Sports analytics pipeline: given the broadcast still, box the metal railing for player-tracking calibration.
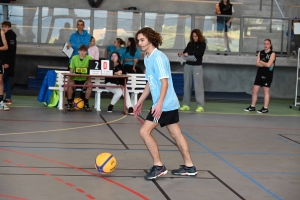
[0,3,298,57]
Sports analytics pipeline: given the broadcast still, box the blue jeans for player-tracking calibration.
[3,73,11,99]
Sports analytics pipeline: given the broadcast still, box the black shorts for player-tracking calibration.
[254,75,272,88]
[146,109,179,127]
[73,80,87,91]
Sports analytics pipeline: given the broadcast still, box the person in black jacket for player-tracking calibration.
[105,51,133,114]
[178,29,206,112]
[2,21,16,104]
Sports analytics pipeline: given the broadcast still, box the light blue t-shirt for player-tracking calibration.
[122,48,141,66]
[144,48,180,111]
[106,45,126,60]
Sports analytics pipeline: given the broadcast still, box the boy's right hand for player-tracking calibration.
[134,102,143,117]
[178,52,183,57]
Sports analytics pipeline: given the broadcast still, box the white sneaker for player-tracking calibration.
[0,101,9,111]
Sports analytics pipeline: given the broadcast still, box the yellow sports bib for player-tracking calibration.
[75,67,88,74]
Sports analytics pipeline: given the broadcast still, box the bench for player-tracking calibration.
[126,73,147,106]
[49,71,147,111]
[48,70,109,111]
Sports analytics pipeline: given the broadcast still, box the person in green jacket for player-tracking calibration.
[67,45,93,111]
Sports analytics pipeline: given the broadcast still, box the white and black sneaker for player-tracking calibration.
[107,104,114,112]
[257,107,268,114]
[244,105,255,112]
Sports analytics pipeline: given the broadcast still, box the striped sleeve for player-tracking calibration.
[156,56,169,79]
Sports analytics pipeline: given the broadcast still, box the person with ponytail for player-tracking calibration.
[122,37,143,73]
[105,38,126,62]
[244,39,276,114]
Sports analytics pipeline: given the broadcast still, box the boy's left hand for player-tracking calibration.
[152,103,162,118]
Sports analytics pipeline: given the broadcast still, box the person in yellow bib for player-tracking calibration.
[67,45,93,111]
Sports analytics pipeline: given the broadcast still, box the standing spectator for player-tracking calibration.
[178,29,206,113]
[88,36,99,60]
[67,20,91,59]
[122,37,143,73]
[105,38,126,61]
[2,21,16,105]
[0,29,8,110]
[215,0,234,53]
[286,17,300,57]
[244,39,276,114]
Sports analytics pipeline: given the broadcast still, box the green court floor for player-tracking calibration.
[7,95,300,117]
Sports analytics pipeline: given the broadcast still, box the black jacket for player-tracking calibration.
[183,41,206,65]
[105,63,126,85]
[3,30,17,77]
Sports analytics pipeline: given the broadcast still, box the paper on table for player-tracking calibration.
[182,55,197,62]
[62,42,74,58]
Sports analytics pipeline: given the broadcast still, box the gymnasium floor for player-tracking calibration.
[0,96,299,200]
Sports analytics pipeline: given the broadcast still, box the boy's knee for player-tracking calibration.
[139,127,150,138]
[85,81,92,86]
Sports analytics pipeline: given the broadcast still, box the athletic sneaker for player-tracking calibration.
[179,105,190,111]
[171,165,197,176]
[128,107,133,115]
[67,103,74,111]
[107,104,114,112]
[84,103,92,112]
[195,106,204,112]
[244,105,256,112]
[3,99,12,104]
[0,101,9,111]
[145,165,168,180]
[257,107,268,114]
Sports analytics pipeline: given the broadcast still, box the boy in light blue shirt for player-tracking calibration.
[144,48,180,111]
[134,27,197,180]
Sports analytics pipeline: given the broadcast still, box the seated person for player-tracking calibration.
[122,37,143,73]
[67,45,93,111]
[105,52,133,114]
[286,17,300,56]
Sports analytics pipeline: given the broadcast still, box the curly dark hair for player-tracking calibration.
[135,27,162,48]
